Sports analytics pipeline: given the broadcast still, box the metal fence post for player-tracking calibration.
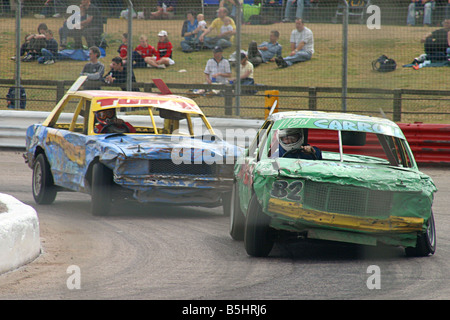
[341,0,349,112]
[393,89,402,122]
[308,87,317,110]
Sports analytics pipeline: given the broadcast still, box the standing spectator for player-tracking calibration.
[104,57,139,91]
[6,85,26,110]
[275,18,314,68]
[199,7,236,50]
[132,35,157,68]
[38,29,59,65]
[447,0,450,19]
[204,46,231,84]
[118,33,128,63]
[407,0,435,26]
[144,31,174,69]
[283,0,310,23]
[80,46,105,89]
[247,30,282,67]
[180,11,199,53]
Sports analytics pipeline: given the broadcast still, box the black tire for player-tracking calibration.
[244,193,274,257]
[222,191,232,217]
[405,211,436,257]
[32,153,57,204]
[229,182,245,241]
[91,162,113,216]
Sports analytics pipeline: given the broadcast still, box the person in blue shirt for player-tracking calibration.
[6,85,26,110]
[247,30,282,67]
[180,11,199,52]
[277,128,322,160]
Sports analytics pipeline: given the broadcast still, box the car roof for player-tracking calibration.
[74,90,204,115]
[268,111,404,139]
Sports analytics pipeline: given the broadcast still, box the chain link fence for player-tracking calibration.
[0,0,449,122]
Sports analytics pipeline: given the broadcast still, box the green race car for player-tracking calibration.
[230,111,437,257]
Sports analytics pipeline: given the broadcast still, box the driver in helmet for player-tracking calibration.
[277,128,322,160]
[94,108,136,133]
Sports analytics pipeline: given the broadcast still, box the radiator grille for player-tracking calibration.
[304,181,392,218]
[150,160,216,176]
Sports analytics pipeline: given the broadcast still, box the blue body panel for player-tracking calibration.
[25,124,241,205]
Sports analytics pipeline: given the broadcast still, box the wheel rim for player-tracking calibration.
[427,214,436,250]
[33,161,43,196]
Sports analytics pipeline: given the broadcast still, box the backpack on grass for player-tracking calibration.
[372,55,397,72]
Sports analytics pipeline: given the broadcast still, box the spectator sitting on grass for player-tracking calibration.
[118,33,128,64]
[199,7,236,50]
[275,18,314,68]
[144,30,174,69]
[247,30,282,67]
[37,29,58,65]
[132,35,157,68]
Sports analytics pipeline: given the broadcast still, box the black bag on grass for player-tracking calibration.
[372,55,396,72]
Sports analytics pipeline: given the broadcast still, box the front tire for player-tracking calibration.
[91,162,113,216]
[32,153,57,204]
[405,211,436,257]
[244,193,274,257]
[229,181,245,241]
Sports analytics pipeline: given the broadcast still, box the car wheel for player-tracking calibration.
[222,191,232,217]
[91,162,113,216]
[229,181,245,241]
[32,153,57,204]
[244,193,274,257]
[405,211,436,257]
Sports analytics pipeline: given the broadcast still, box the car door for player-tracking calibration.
[44,96,90,192]
[237,120,273,215]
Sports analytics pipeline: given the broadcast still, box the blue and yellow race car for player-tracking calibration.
[24,77,241,216]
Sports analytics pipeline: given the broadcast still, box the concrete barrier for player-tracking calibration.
[1,110,449,164]
[0,193,41,275]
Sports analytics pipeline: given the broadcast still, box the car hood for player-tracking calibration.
[98,134,242,162]
[254,158,437,195]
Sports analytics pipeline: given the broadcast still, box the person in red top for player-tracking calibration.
[144,30,175,69]
[94,108,136,134]
[117,33,128,64]
[132,35,157,68]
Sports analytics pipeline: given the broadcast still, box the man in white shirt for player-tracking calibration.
[204,46,231,84]
[275,18,314,68]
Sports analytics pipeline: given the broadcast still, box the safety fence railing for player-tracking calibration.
[1,79,450,123]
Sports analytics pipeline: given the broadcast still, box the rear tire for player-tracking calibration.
[229,181,245,241]
[91,162,113,216]
[405,211,436,257]
[244,193,274,257]
[32,153,57,204]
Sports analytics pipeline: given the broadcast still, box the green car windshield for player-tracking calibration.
[259,116,416,168]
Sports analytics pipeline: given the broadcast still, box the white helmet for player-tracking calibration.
[279,128,304,152]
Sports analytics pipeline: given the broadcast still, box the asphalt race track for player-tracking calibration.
[0,150,449,300]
